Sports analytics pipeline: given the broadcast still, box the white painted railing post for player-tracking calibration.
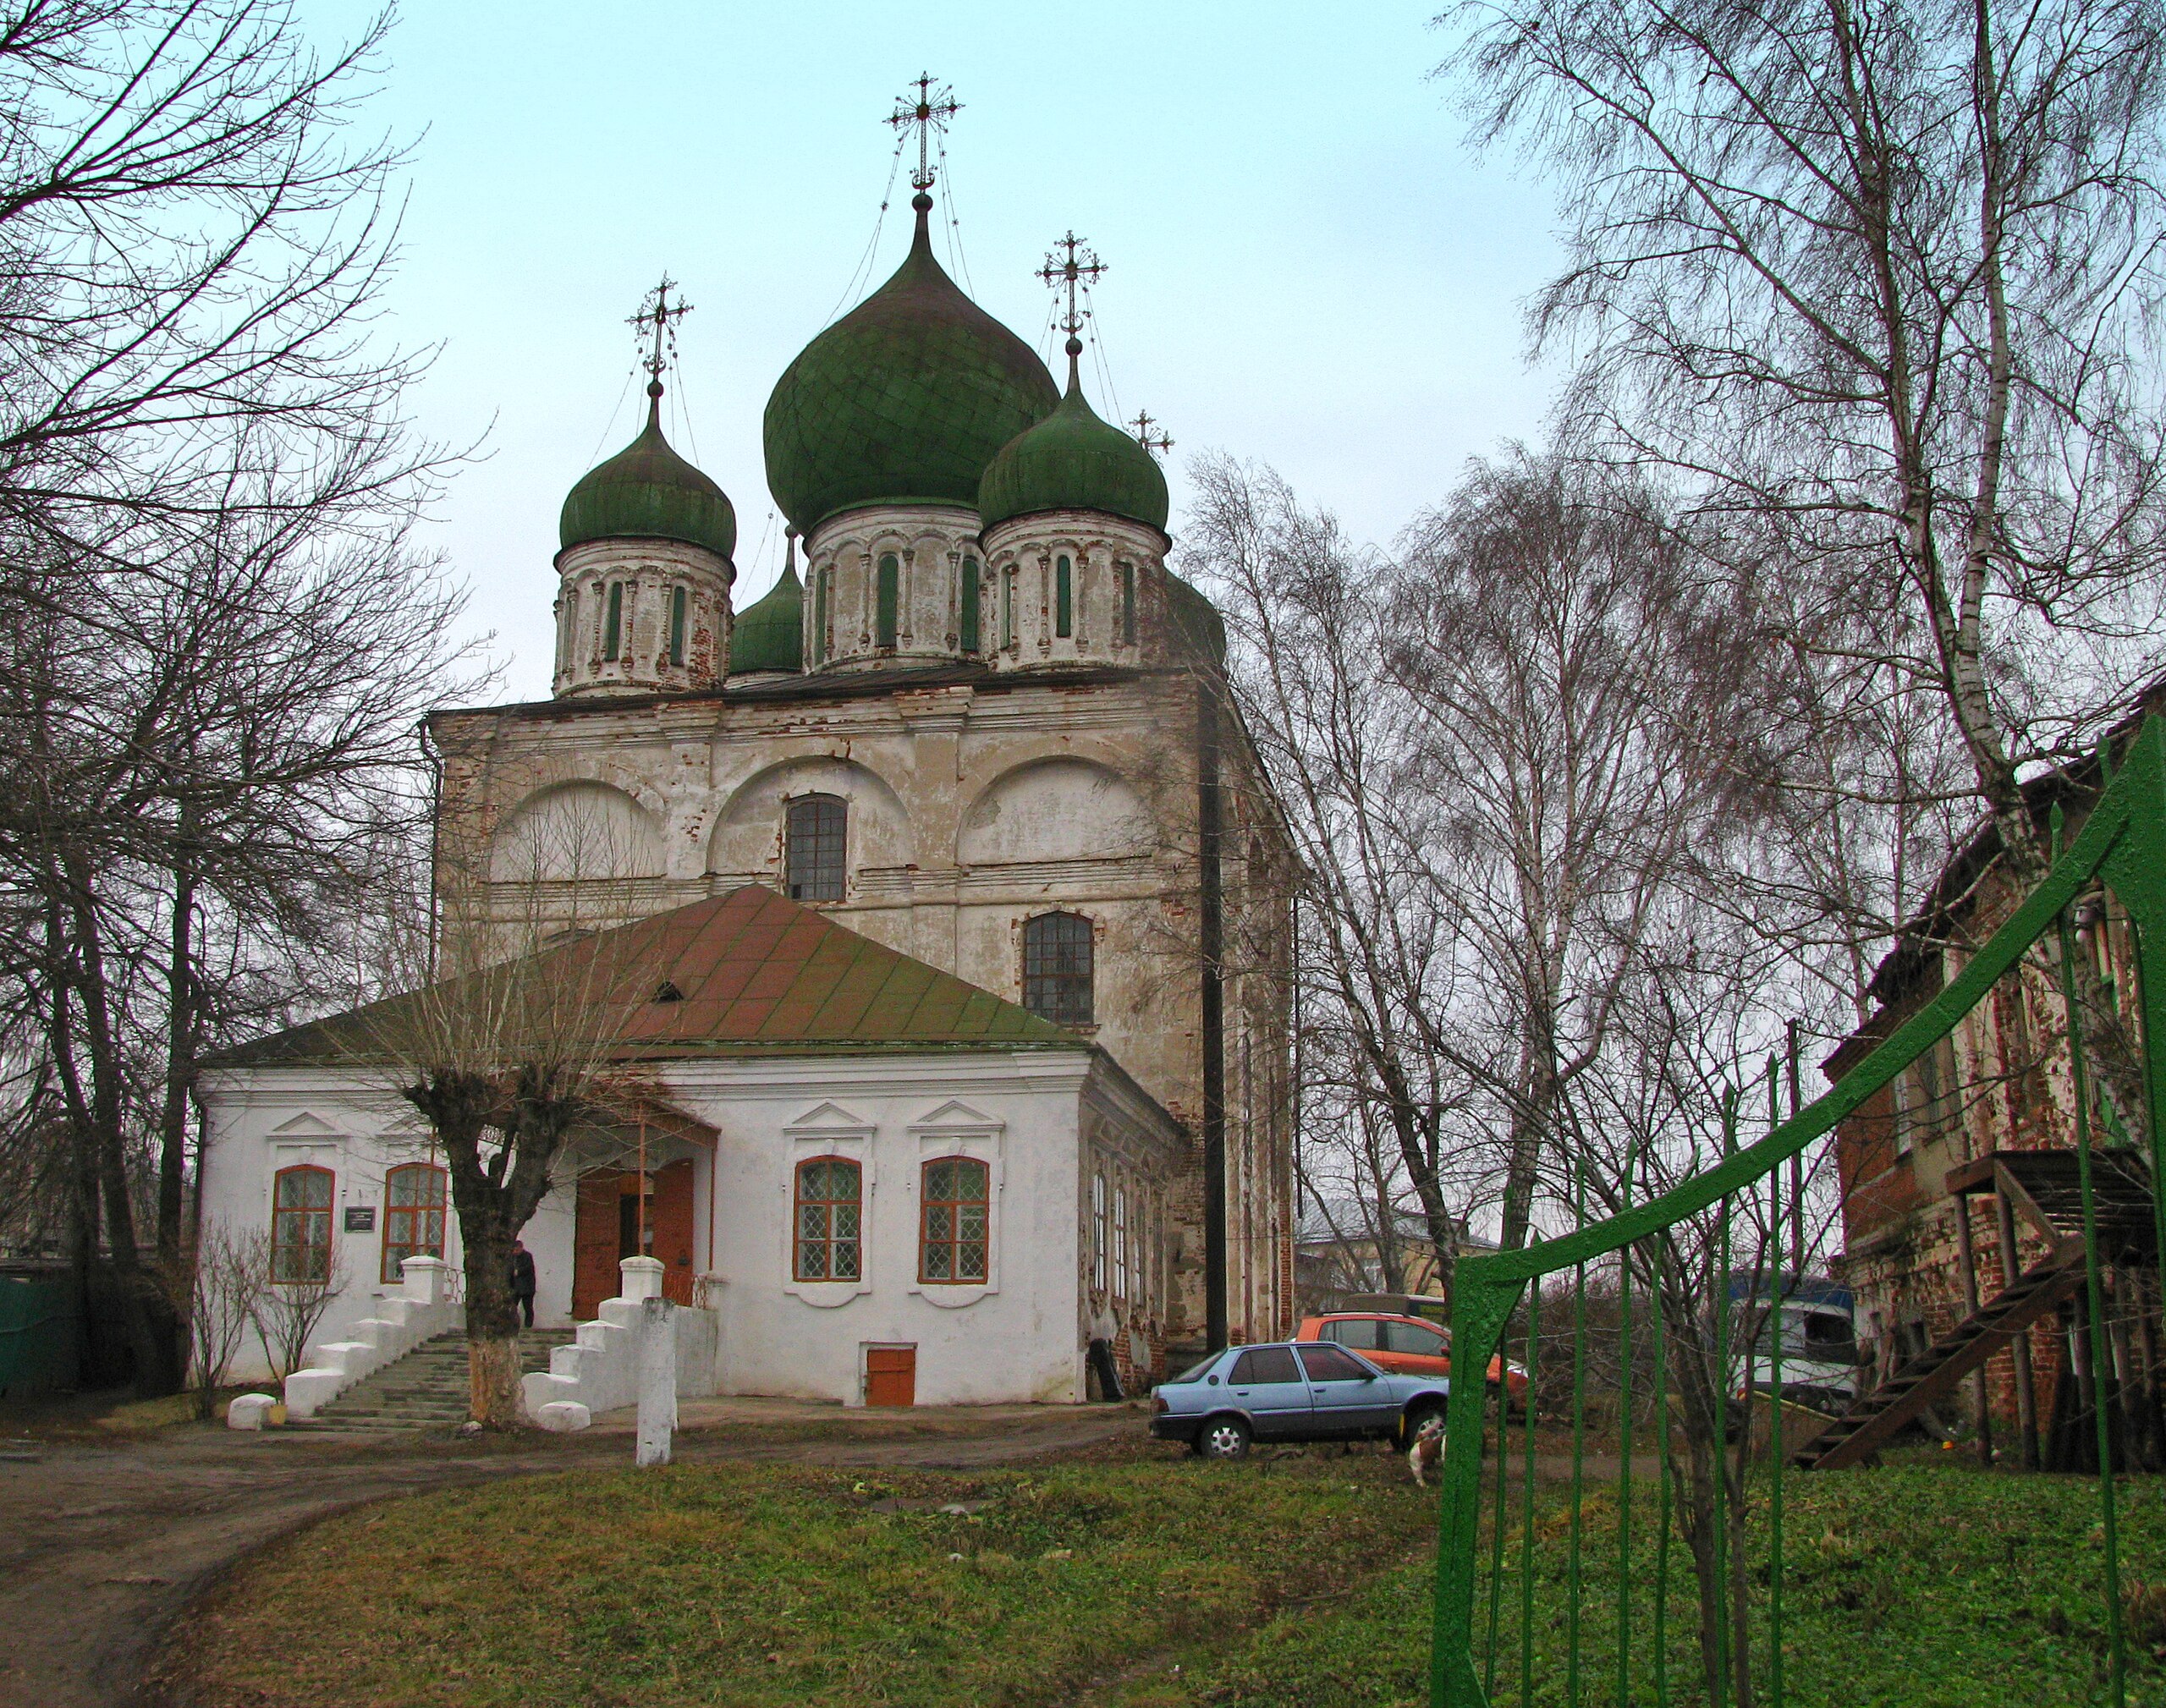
[635,1295,676,1467]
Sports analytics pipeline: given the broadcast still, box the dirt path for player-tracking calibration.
[0,1403,1141,1708]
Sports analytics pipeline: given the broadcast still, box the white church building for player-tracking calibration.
[196,152,1295,1414]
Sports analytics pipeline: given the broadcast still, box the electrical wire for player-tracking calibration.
[820,132,909,332]
[586,364,637,464]
[934,136,975,296]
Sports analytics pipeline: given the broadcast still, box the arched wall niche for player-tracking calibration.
[489,781,666,882]
[706,754,913,878]
[958,758,1155,866]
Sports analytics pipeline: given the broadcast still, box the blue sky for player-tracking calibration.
[320,2,1561,700]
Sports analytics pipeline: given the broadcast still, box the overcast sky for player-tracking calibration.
[315,2,1562,702]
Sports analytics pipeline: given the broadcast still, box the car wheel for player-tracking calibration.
[1194,1414,1251,1460]
[1400,1399,1447,1451]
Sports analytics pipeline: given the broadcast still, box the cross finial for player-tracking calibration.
[1130,409,1174,459]
[888,73,961,194]
[628,277,693,398]
[1037,231,1108,339]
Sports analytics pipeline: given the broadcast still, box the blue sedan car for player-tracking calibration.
[1149,1340,1449,1459]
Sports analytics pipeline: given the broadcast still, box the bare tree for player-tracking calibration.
[178,1223,271,1419]
[1443,0,2166,1123]
[250,1243,341,1386]
[355,810,663,1428]
[0,2,469,1395]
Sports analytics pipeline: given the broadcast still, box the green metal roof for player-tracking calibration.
[728,561,804,675]
[561,392,738,563]
[977,346,1171,535]
[762,195,1058,535]
[212,887,1076,1068]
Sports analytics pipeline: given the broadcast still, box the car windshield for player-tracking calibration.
[1168,1354,1223,1385]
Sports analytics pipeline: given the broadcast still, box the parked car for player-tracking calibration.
[1149,1340,1449,1460]
[1298,1311,1531,1409]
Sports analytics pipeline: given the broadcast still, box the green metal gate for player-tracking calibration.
[1431,717,2166,1706]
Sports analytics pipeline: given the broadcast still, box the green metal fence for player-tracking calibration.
[1431,716,2166,1707]
[0,1271,78,1400]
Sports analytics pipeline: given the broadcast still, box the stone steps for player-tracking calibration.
[308,1329,575,1430]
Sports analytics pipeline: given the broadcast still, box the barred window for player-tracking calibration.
[1056,554,1074,638]
[1113,1184,1129,1301]
[919,1157,989,1283]
[603,581,624,661]
[1091,1171,1108,1294]
[877,552,899,647]
[785,794,846,902]
[793,1157,861,1282]
[381,1162,447,1284]
[668,585,688,667]
[271,1165,334,1284]
[1023,911,1093,1025]
[1119,561,1135,645]
[960,556,981,655]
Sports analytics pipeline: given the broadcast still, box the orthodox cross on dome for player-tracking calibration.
[1129,409,1174,460]
[628,277,693,396]
[888,73,960,193]
[1037,231,1108,340]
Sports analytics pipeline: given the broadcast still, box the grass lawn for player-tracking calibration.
[166,1440,2166,1708]
[165,1439,1438,1708]
[1174,1460,2166,1708]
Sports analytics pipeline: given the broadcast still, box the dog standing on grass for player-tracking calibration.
[1407,1414,1446,1486]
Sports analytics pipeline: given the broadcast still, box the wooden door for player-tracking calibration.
[652,1158,696,1305]
[573,1171,619,1321]
[865,1345,915,1407]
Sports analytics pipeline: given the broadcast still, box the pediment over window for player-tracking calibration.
[783,1099,874,1136]
[909,1098,1003,1135]
[268,1112,341,1138]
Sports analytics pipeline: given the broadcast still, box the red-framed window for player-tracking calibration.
[919,1157,989,1284]
[271,1164,334,1284]
[794,1156,861,1282]
[382,1162,448,1283]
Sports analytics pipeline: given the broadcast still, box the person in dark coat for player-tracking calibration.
[509,1239,537,1329]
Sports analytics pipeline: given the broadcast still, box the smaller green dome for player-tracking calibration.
[976,343,1170,535]
[560,388,737,562]
[729,537,804,675]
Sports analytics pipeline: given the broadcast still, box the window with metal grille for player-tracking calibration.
[1113,1184,1128,1300]
[381,1162,447,1283]
[668,585,687,667]
[785,794,846,902]
[959,556,980,654]
[603,582,624,661]
[1091,1171,1108,1293]
[1119,561,1135,645]
[811,568,827,666]
[271,1164,334,1284]
[919,1156,989,1283]
[1022,910,1092,1024]
[1002,565,1014,648]
[793,1157,860,1281]
[876,552,899,647]
[1056,554,1073,637]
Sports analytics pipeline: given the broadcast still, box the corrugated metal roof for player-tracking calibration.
[214,887,1076,1068]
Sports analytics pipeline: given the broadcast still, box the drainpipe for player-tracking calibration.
[1198,675,1228,1350]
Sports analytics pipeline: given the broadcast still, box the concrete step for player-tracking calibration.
[311,1329,576,1429]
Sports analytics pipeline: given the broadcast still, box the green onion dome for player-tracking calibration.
[728,533,805,675]
[977,339,1170,535]
[560,386,737,562]
[763,193,1059,535]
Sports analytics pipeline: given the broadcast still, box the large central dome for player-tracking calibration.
[764,194,1059,535]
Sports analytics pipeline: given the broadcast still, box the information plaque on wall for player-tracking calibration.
[344,1205,377,1233]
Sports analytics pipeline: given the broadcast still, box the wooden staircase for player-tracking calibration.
[1796,1148,2155,1471]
